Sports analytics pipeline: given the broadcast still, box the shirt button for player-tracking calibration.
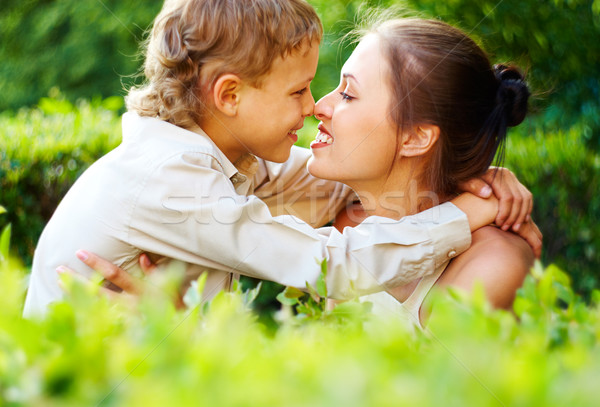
[447,250,457,258]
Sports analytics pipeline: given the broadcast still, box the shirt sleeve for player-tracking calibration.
[127,152,472,300]
[253,146,356,228]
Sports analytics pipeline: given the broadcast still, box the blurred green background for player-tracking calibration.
[1,0,599,297]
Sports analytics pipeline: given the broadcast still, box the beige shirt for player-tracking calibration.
[24,113,471,316]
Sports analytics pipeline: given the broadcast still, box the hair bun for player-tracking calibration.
[494,64,530,127]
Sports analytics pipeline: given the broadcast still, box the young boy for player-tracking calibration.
[24,0,510,316]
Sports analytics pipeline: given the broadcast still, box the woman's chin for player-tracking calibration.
[307,157,334,180]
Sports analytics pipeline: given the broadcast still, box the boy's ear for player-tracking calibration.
[212,74,243,116]
[399,124,440,157]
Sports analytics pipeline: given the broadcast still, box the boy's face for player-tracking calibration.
[232,41,319,163]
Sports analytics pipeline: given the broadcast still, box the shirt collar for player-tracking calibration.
[123,112,259,187]
[231,153,259,186]
[184,127,259,186]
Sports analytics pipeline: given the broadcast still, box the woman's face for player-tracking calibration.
[307,34,399,189]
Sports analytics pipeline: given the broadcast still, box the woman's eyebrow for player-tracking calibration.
[342,72,360,87]
[342,72,360,86]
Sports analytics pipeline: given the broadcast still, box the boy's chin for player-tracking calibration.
[263,148,292,163]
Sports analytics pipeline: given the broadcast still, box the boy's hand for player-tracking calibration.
[458,167,533,232]
[512,219,543,259]
[451,193,542,257]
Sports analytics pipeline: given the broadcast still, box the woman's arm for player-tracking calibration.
[432,225,534,309]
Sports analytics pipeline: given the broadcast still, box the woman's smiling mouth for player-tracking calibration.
[310,124,334,149]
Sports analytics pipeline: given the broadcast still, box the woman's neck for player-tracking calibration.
[350,167,443,220]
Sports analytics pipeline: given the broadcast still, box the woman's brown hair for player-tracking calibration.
[368,18,530,199]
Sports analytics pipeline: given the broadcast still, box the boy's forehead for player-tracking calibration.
[268,40,319,85]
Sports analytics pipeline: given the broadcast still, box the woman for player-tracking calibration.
[64,17,540,325]
[311,17,538,325]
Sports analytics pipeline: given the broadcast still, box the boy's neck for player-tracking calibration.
[199,115,246,164]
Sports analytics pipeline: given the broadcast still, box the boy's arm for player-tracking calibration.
[124,156,474,300]
[253,146,354,227]
[254,148,531,233]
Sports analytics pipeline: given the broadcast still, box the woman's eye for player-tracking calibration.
[339,91,355,101]
[295,88,307,95]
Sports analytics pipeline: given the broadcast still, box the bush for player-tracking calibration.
[505,122,600,297]
[0,94,122,263]
[0,0,162,111]
[1,244,599,406]
[3,0,599,138]
[315,0,600,136]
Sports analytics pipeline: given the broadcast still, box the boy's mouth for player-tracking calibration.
[288,129,298,143]
[310,124,334,149]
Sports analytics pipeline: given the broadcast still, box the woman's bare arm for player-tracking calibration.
[433,225,534,309]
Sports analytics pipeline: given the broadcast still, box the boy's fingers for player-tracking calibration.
[530,220,543,241]
[76,250,142,294]
[502,181,524,230]
[516,222,542,259]
[512,188,533,231]
[458,178,492,198]
[482,168,515,228]
[495,194,513,228]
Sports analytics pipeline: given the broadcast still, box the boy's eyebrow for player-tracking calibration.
[292,76,315,88]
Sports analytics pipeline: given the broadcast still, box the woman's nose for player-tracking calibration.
[314,92,334,120]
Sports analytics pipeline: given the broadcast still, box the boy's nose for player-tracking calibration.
[301,90,315,117]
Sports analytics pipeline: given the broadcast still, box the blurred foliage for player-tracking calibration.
[505,121,600,297]
[396,0,600,139]
[0,92,122,263]
[1,235,600,406]
[0,0,162,111]
[2,0,599,140]
[310,0,600,140]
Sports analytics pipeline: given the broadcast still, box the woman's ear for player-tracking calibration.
[399,124,440,157]
[212,74,243,116]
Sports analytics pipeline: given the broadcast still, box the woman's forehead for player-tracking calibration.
[342,35,388,85]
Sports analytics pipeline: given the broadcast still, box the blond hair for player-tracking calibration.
[126,0,322,129]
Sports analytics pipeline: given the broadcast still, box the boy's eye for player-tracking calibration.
[339,91,355,101]
[294,87,308,95]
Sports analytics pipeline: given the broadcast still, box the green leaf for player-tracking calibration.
[0,224,11,262]
[0,205,6,215]
[276,291,298,306]
[276,286,304,306]
[242,282,262,307]
[316,259,328,298]
[282,286,305,299]
[305,281,320,303]
[183,272,209,308]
